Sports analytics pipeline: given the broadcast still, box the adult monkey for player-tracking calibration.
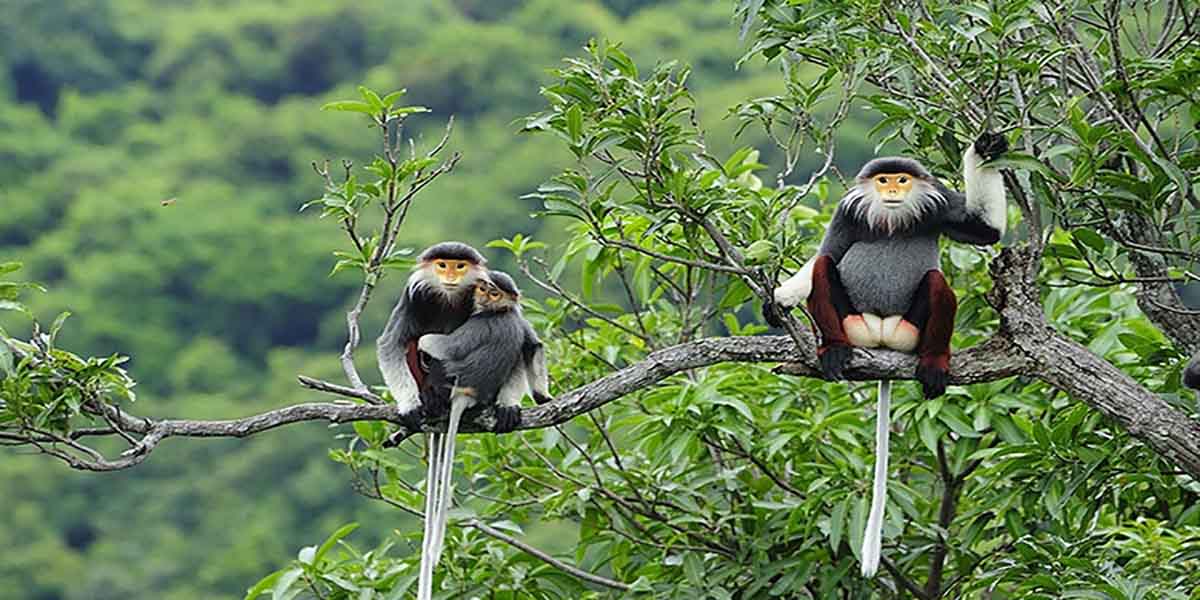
[766,132,1010,577]
[376,241,489,425]
[414,271,548,600]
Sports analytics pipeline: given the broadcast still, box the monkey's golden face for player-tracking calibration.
[473,280,519,313]
[872,173,915,205]
[431,259,474,285]
[474,282,504,304]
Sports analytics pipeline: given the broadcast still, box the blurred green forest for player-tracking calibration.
[0,1,881,598]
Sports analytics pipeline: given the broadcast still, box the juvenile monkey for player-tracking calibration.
[767,132,1010,577]
[376,242,488,423]
[412,271,548,600]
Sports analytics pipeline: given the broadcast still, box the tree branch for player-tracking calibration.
[10,247,1200,483]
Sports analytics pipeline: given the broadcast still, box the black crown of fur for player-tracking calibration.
[856,157,933,181]
[487,270,521,297]
[419,241,486,264]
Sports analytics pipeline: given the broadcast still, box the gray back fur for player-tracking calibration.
[439,311,526,402]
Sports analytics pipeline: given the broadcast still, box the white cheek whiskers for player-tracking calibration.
[409,267,479,303]
[845,181,944,235]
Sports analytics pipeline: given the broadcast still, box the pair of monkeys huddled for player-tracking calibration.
[377,242,550,431]
[375,242,549,600]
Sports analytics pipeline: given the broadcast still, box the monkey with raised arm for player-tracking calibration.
[767,132,1011,577]
[376,242,488,424]
[410,271,548,599]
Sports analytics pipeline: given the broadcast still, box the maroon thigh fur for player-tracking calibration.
[405,339,425,390]
[807,255,854,354]
[903,270,957,398]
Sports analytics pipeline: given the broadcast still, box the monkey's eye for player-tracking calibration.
[435,261,447,269]
[877,176,888,184]
[489,291,501,300]
[455,262,467,271]
[898,176,909,184]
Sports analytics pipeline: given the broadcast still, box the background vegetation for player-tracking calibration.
[0,2,807,598]
[1,0,1198,599]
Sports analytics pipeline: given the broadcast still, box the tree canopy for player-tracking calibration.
[2,1,1198,598]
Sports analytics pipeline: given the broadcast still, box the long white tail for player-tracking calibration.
[417,396,471,600]
[860,379,891,578]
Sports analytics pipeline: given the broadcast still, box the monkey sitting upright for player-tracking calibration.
[767,132,1011,578]
[769,132,1010,398]
[410,271,548,600]
[376,241,488,425]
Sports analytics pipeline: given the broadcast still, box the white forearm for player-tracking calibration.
[963,144,1007,236]
[773,256,816,307]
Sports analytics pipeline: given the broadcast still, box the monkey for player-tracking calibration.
[376,241,488,425]
[765,132,1010,577]
[410,271,549,600]
[1185,352,1199,390]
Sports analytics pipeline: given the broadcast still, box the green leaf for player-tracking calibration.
[1071,229,1106,254]
[358,86,385,110]
[0,300,29,315]
[49,311,71,347]
[0,343,13,377]
[244,570,286,600]
[321,101,375,115]
[829,496,849,551]
[918,417,943,455]
[381,89,407,106]
[565,104,583,143]
[314,523,359,565]
[272,568,303,600]
[986,153,1066,183]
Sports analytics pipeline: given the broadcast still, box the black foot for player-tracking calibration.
[819,344,852,380]
[916,363,948,399]
[419,386,452,421]
[973,131,1009,161]
[532,391,553,405]
[383,411,422,447]
[493,406,521,434]
[397,409,423,431]
[763,300,784,328]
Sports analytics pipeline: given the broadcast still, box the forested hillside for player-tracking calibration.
[0,1,833,598]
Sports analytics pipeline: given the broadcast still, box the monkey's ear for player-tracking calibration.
[973,132,1009,161]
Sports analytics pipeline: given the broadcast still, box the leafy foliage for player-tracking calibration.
[3,1,1199,599]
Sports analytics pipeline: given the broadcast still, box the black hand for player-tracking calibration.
[493,406,521,434]
[915,364,948,399]
[819,343,853,380]
[396,410,423,434]
[973,131,1009,161]
[532,391,553,405]
[763,300,784,328]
